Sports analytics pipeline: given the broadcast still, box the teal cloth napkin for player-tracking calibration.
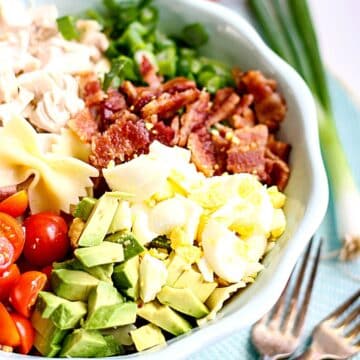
[190,3,360,359]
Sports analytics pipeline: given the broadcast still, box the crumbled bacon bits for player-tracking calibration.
[72,67,291,190]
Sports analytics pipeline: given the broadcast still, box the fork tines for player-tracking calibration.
[263,236,322,335]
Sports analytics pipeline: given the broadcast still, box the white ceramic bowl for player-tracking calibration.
[5,0,329,359]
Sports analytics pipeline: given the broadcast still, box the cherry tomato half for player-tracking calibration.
[23,212,69,267]
[0,264,20,301]
[0,212,25,263]
[0,237,15,273]
[0,190,28,218]
[10,313,35,354]
[0,302,20,347]
[9,271,47,318]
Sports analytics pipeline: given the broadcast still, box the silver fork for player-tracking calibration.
[297,289,360,359]
[251,236,322,360]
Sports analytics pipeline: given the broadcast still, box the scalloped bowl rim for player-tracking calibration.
[3,0,328,359]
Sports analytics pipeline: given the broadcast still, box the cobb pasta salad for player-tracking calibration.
[0,0,290,357]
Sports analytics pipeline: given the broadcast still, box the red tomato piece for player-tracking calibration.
[0,212,25,263]
[0,302,20,347]
[0,190,28,218]
[0,237,14,273]
[0,264,20,301]
[40,265,53,291]
[10,312,35,354]
[9,271,47,318]
[23,212,69,267]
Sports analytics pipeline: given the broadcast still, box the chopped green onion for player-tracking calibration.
[56,16,79,40]
[139,6,158,27]
[156,47,177,77]
[180,23,209,48]
[103,56,139,91]
[148,235,172,251]
[249,0,360,260]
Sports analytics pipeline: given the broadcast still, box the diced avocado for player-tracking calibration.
[130,324,166,352]
[106,232,145,260]
[137,301,192,336]
[83,281,136,329]
[59,329,109,358]
[165,252,189,286]
[78,193,119,247]
[33,332,61,357]
[103,335,124,356]
[51,269,99,301]
[36,291,87,329]
[108,200,132,233]
[102,324,136,346]
[31,309,68,342]
[50,300,87,329]
[174,269,217,302]
[53,259,113,283]
[122,287,138,300]
[31,309,68,356]
[157,286,209,318]
[75,241,124,267]
[73,197,97,221]
[36,291,65,318]
[113,256,139,290]
[84,302,137,330]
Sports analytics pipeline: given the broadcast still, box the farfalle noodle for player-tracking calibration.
[0,116,98,213]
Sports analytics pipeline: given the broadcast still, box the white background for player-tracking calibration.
[309,0,360,101]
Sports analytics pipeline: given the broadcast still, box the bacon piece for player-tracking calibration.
[240,70,286,132]
[188,127,217,177]
[133,89,158,114]
[212,87,234,111]
[0,185,17,202]
[230,94,255,129]
[207,91,240,127]
[90,111,150,168]
[139,55,162,88]
[68,108,98,143]
[120,80,139,105]
[170,115,180,145]
[150,122,175,146]
[100,89,127,129]
[178,91,210,147]
[265,148,290,190]
[267,134,291,162]
[226,124,268,177]
[82,78,105,107]
[141,89,200,120]
[161,77,196,94]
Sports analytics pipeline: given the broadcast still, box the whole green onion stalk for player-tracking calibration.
[248,0,360,260]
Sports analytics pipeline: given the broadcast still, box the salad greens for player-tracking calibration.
[248,0,360,260]
[87,0,233,92]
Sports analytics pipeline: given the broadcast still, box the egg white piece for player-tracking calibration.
[131,204,159,245]
[201,219,248,283]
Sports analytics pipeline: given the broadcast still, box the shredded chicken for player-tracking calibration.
[0,0,109,133]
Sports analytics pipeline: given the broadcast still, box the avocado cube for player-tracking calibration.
[59,329,109,358]
[36,291,66,318]
[78,193,119,247]
[165,252,189,286]
[51,269,99,301]
[157,286,209,318]
[73,197,97,221]
[31,309,69,357]
[103,335,124,356]
[50,301,87,329]
[33,332,61,357]
[84,302,137,330]
[83,282,136,330]
[106,232,145,260]
[122,286,139,301]
[74,241,124,267]
[101,324,136,346]
[113,256,139,290]
[174,269,217,302]
[130,324,166,352]
[108,200,132,233]
[137,301,192,336]
[54,259,113,283]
